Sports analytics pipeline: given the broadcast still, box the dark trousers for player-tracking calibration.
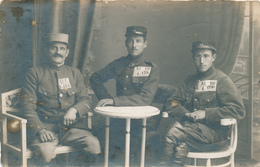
[31,128,101,163]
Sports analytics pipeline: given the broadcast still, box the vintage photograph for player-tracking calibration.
[0,0,260,166]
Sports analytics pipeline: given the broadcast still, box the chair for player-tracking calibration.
[162,112,237,167]
[1,88,93,167]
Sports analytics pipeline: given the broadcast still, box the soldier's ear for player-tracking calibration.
[212,54,216,62]
[144,40,147,48]
[66,48,70,57]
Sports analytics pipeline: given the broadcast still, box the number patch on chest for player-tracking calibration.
[197,80,217,92]
[58,78,72,90]
[133,66,151,77]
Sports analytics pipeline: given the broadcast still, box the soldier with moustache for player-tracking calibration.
[20,33,101,164]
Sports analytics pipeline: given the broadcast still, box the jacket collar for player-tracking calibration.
[127,54,145,68]
[47,63,65,71]
[196,65,216,80]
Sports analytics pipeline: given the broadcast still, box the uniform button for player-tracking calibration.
[194,109,197,111]
[45,116,48,119]
[124,87,127,90]
[44,92,47,95]
[126,76,129,78]
[60,93,63,97]
[194,99,197,102]
[72,92,75,94]
[207,99,210,102]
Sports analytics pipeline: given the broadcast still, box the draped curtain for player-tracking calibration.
[33,1,245,87]
[33,0,95,79]
[89,1,245,86]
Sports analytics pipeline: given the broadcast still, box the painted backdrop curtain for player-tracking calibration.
[90,1,245,87]
[0,1,245,92]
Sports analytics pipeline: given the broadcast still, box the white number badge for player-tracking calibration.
[58,78,72,90]
[197,80,217,92]
[133,66,151,77]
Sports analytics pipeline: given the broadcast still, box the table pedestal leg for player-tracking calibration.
[105,116,110,167]
[140,118,147,167]
[125,118,131,167]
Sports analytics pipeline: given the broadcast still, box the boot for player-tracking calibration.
[173,142,189,166]
[156,122,187,165]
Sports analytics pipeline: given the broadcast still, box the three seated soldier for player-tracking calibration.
[20,28,245,166]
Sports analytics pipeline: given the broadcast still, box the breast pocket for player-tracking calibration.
[66,87,78,96]
[198,92,217,107]
[132,77,148,84]
[38,86,55,97]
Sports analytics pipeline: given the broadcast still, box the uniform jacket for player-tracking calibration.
[21,64,92,136]
[165,66,245,138]
[90,54,159,106]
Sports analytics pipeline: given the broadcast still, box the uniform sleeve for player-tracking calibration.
[20,69,46,136]
[71,69,92,118]
[90,61,117,100]
[113,64,159,106]
[164,82,190,119]
[205,77,246,123]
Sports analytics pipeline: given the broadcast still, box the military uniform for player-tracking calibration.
[158,42,245,165]
[90,26,159,163]
[21,33,101,163]
[22,64,92,135]
[90,54,159,105]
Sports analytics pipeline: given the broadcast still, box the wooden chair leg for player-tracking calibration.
[230,153,235,167]
[191,158,197,166]
[206,158,211,167]
[3,149,8,167]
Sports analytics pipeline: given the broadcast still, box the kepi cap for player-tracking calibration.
[48,33,69,44]
[191,41,216,53]
[125,26,147,37]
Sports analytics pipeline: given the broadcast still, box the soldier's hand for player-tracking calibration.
[38,129,56,142]
[64,107,78,126]
[97,99,115,107]
[190,110,205,121]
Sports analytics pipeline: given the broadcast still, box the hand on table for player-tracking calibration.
[97,98,115,107]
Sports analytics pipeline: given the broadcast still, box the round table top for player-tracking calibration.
[94,106,160,119]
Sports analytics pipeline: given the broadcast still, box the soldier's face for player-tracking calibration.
[193,49,216,73]
[48,42,69,66]
[125,36,147,57]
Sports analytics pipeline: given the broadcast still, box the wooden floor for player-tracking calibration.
[1,137,260,167]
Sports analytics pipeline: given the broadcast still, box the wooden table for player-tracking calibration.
[94,106,160,167]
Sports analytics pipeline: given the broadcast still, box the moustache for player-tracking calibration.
[52,54,63,58]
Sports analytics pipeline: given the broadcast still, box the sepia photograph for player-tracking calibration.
[0,0,260,166]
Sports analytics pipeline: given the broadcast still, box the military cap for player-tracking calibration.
[191,41,216,53]
[125,26,147,37]
[48,33,69,44]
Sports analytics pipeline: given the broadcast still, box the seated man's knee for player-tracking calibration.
[31,140,58,162]
[83,135,101,154]
[165,121,183,138]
